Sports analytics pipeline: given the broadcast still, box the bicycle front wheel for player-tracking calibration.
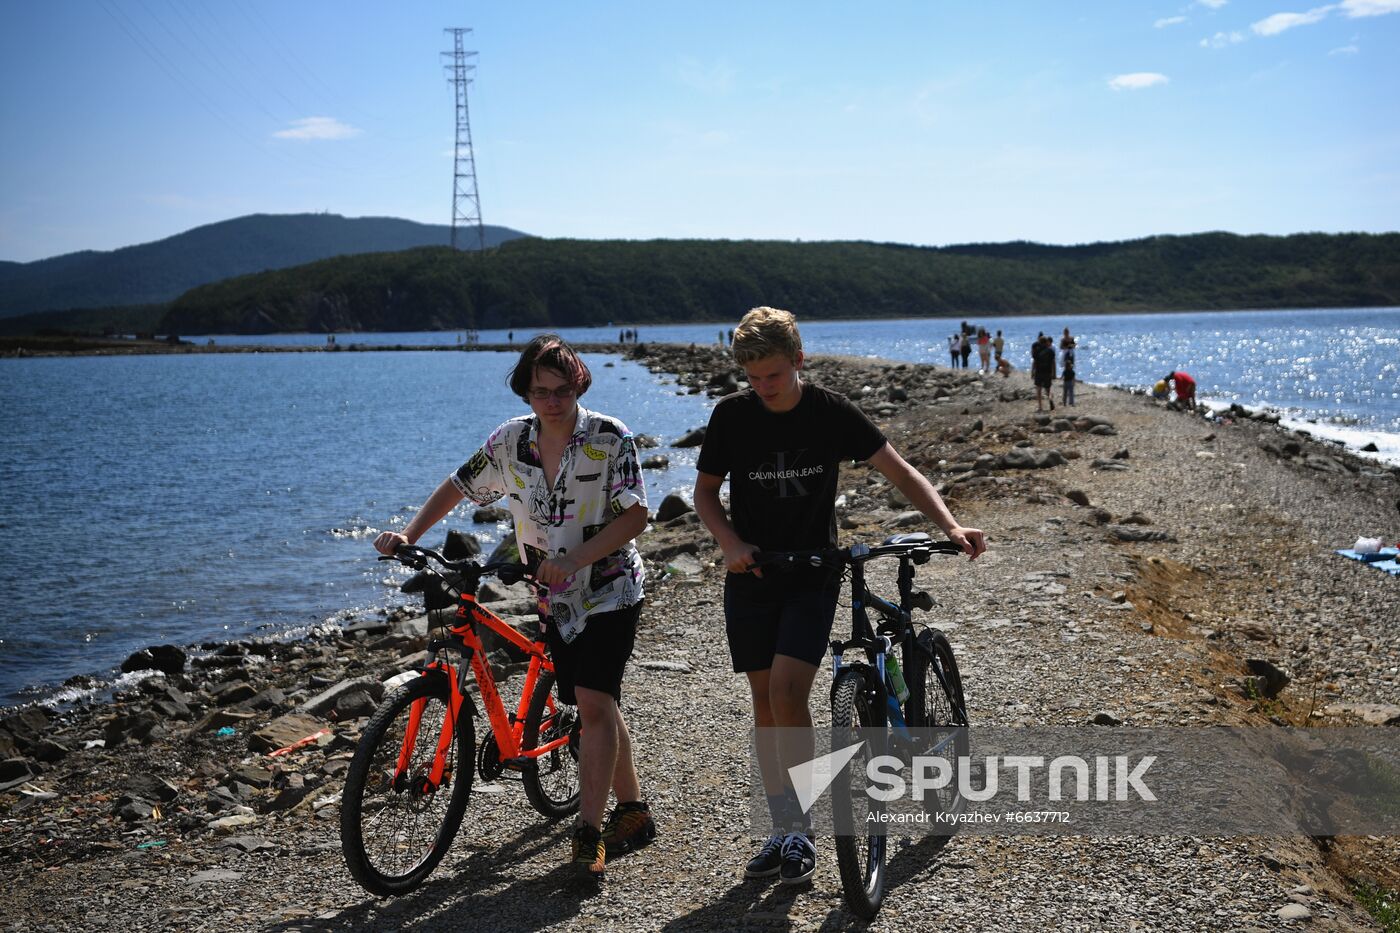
[521,670,581,818]
[340,671,475,896]
[831,668,886,920]
[908,628,970,819]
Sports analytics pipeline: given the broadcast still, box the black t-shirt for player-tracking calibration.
[697,383,886,551]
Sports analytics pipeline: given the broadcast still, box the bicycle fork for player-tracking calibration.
[394,663,466,793]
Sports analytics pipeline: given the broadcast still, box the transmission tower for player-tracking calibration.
[443,28,484,252]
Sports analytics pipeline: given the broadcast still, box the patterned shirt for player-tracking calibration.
[450,405,647,643]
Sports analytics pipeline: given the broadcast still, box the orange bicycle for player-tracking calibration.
[340,544,580,896]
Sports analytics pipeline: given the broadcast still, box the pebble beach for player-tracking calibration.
[2,343,1398,932]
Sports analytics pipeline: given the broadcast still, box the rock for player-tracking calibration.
[672,427,706,448]
[1120,512,1152,525]
[209,680,259,707]
[1090,459,1131,472]
[641,455,670,469]
[472,506,510,523]
[634,434,660,449]
[1086,508,1113,525]
[1244,659,1289,697]
[1361,441,1380,453]
[1233,621,1275,642]
[115,797,156,823]
[1276,904,1311,921]
[1051,419,1075,433]
[224,764,273,789]
[0,757,37,787]
[999,447,1066,470]
[1107,525,1175,542]
[207,813,259,833]
[126,773,181,803]
[29,739,69,763]
[249,713,330,754]
[194,709,258,733]
[105,711,161,746]
[663,554,704,577]
[189,869,244,884]
[331,688,378,721]
[1066,490,1091,507]
[1111,448,1130,459]
[264,773,311,812]
[246,686,287,711]
[1320,702,1400,725]
[1091,711,1122,726]
[883,510,925,528]
[1304,455,1346,473]
[486,531,519,564]
[1088,424,1118,436]
[120,644,187,677]
[299,678,385,719]
[655,493,693,522]
[637,659,693,673]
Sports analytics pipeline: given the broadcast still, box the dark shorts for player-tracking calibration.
[723,570,841,672]
[545,601,640,705]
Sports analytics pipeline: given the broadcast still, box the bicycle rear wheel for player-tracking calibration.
[831,668,886,920]
[340,671,475,896]
[908,628,969,819]
[521,670,581,818]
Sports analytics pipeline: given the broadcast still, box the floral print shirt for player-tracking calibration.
[450,405,647,643]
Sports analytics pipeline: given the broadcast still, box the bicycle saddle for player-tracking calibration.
[882,532,932,546]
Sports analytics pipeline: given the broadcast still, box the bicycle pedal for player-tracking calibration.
[501,757,536,772]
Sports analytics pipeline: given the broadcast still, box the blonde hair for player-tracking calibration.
[731,306,802,365]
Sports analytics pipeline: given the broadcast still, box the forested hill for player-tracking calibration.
[0,213,527,318]
[159,231,1400,334]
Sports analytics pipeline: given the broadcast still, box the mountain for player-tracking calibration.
[0,214,528,318]
[156,231,1400,335]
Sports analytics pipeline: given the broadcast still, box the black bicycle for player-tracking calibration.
[754,532,970,920]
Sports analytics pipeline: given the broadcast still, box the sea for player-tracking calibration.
[1,306,1396,707]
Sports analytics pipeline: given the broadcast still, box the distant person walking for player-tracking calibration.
[1164,370,1196,410]
[1062,352,1076,407]
[959,332,972,369]
[992,329,1004,362]
[976,328,991,373]
[1032,335,1056,411]
[948,334,959,368]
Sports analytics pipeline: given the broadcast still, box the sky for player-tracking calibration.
[1,1,1398,263]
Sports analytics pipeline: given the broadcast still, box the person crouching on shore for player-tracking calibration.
[373,335,656,881]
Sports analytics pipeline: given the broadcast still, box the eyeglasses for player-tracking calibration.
[527,385,577,400]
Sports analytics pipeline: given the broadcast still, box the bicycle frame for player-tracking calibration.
[394,589,570,792]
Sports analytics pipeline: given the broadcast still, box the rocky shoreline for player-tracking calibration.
[3,343,1398,931]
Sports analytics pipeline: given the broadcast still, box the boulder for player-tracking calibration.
[472,507,510,524]
[120,644,187,677]
[1066,490,1091,507]
[249,713,329,754]
[299,677,385,718]
[655,493,693,522]
[641,455,670,470]
[672,427,706,448]
[1244,659,1290,698]
[1107,525,1176,543]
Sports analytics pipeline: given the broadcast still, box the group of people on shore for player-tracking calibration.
[375,307,984,887]
[946,323,1010,377]
[1029,327,1078,412]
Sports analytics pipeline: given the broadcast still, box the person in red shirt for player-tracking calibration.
[1164,371,1196,410]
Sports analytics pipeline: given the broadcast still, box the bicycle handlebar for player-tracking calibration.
[377,543,532,586]
[751,534,964,570]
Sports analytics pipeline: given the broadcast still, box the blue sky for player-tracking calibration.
[1,1,1397,262]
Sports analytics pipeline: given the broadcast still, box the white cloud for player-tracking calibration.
[272,117,362,141]
[1200,30,1248,47]
[1195,0,1229,8]
[674,58,736,94]
[1329,43,1361,51]
[1251,5,1336,36]
[1340,0,1400,15]
[1156,15,1188,26]
[1108,72,1169,90]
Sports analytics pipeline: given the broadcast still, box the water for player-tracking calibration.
[4,306,1397,707]
[0,351,710,707]
[193,306,1400,440]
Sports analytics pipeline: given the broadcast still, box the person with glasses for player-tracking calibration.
[373,334,654,882]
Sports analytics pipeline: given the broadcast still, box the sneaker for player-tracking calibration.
[744,833,785,879]
[600,801,656,857]
[779,831,816,885]
[570,823,606,879]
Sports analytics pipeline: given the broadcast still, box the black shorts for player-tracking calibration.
[723,570,841,672]
[545,601,640,705]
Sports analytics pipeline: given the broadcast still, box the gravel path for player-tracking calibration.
[3,346,1397,932]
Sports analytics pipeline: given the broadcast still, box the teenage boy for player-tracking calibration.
[693,307,986,885]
